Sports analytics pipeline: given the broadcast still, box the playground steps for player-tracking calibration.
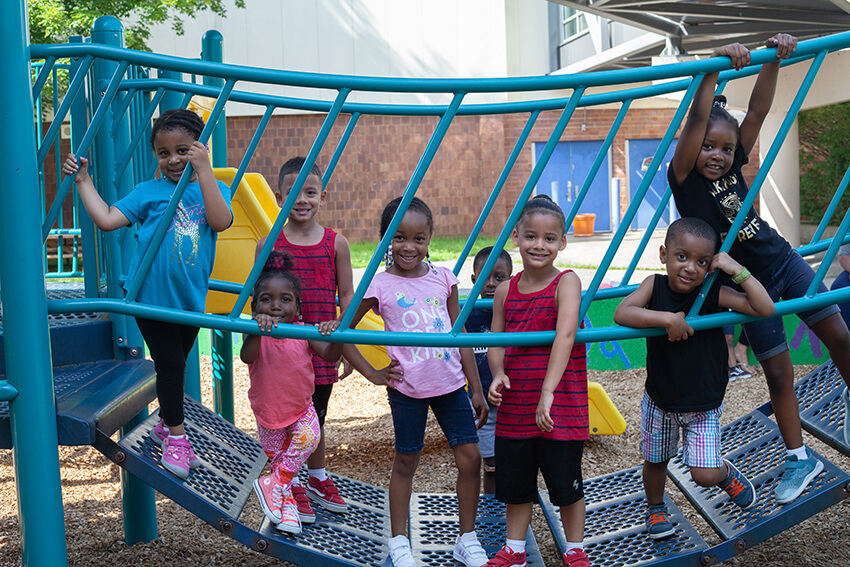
[96,394,543,567]
[541,363,850,566]
[795,360,850,454]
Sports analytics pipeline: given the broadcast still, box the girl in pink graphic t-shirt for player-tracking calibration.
[325,197,489,567]
[241,251,341,536]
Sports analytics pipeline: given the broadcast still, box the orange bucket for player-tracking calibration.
[572,213,596,237]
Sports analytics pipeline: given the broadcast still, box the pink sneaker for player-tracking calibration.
[162,436,192,479]
[306,475,348,513]
[291,483,316,524]
[563,548,590,567]
[276,497,302,535]
[151,420,200,469]
[253,474,284,524]
[485,546,526,567]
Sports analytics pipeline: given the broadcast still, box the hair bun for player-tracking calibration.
[712,95,727,108]
[263,249,294,273]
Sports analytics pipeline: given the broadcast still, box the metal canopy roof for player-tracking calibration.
[552,0,850,67]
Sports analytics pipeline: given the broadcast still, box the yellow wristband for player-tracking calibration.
[732,267,751,285]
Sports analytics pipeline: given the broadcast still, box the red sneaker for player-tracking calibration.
[291,483,316,524]
[306,475,348,513]
[485,546,526,567]
[563,548,590,567]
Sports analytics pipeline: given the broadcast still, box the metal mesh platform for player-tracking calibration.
[114,396,267,518]
[668,410,850,550]
[795,360,850,453]
[540,471,709,567]
[103,396,542,566]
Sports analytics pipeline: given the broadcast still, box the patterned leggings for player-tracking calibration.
[257,402,321,493]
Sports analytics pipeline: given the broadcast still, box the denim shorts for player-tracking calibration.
[640,391,723,469]
[387,386,479,454]
[742,249,839,361]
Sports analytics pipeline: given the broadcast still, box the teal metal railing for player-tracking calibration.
[29,30,850,352]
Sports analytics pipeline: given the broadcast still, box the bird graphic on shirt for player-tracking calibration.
[395,292,416,308]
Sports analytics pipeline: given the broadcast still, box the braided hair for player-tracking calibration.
[150,108,205,149]
[251,250,302,315]
[516,194,566,236]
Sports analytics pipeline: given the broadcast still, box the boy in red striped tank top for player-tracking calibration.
[255,157,354,521]
[487,195,590,567]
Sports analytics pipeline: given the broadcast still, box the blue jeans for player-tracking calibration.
[742,249,839,361]
[387,386,478,454]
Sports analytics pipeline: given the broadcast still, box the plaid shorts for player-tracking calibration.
[640,390,723,469]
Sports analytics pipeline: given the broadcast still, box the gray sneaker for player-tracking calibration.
[774,449,824,504]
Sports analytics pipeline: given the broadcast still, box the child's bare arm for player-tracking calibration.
[254,236,269,260]
[334,234,355,316]
[62,153,130,231]
[739,34,797,154]
[188,142,232,232]
[614,276,693,341]
[536,272,582,433]
[713,253,775,318]
[308,334,344,363]
[337,298,404,388]
[240,313,278,363]
[669,42,750,185]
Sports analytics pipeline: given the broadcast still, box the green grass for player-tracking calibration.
[349,235,503,268]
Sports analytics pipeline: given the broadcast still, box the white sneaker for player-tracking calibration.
[453,532,488,567]
[388,535,416,567]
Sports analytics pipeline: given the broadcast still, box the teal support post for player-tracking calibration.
[91,15,158,545]
[0,2,69,565]
[212,330,235,423]
[202,29,233,421]
[119,410,158,543]
[158,68,185,112]
[185,340,202,401]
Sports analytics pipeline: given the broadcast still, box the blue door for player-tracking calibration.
[627,138,679,230]
[533,140,611,233]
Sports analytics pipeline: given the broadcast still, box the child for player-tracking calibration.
[241,251,343,535]
[255,156,354,522]
[487,195,590,567]
[62,109,233,480]
[668,33,850,503]
[329,196,489,567]
[613,218,775,540]
[466,246,513,494]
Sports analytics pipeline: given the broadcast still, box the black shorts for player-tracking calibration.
[312,383,333,426]
[494,436,584,507]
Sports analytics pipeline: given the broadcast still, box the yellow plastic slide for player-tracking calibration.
[205,167,625,435]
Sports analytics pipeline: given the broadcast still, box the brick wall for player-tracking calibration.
[38,108,755,244]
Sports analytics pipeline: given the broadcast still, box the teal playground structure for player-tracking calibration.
[2,3,850,564]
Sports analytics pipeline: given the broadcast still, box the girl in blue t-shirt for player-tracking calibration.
[668,34,850,505]
[62,109,233,480]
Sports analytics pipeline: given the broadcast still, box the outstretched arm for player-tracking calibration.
[62,154,130,231]
[739,34,797,154]
[669,43,751,185]
[487,281,509,406]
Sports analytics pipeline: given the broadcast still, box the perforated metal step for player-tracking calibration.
[795,360,850,454]
[100,396,542,566]
[668,410,850,562]
[540,468,709,567]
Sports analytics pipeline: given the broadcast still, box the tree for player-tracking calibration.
[28,0,246,51]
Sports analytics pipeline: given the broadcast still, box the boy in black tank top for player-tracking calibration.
[614,218,775,540]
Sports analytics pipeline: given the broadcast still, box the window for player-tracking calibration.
[560,5,588,42]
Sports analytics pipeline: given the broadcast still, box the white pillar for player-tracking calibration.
[758,113,800,247]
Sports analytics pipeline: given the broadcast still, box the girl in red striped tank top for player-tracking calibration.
[486,195,590,567]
